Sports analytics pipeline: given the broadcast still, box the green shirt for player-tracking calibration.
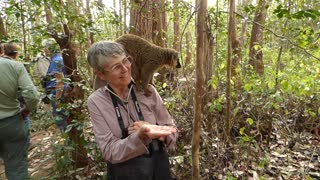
[0,57,40,119]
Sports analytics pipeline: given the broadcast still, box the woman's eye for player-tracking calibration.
[112,65,121,71]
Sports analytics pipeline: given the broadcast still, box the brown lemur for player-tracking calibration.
[94,34,181,96]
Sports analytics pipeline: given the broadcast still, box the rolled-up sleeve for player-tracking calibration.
[18,64,40,111]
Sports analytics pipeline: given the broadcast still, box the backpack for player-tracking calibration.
[34,53,51,89]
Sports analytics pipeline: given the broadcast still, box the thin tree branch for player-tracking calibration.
[179,2,198,68]
[231,11,320,61]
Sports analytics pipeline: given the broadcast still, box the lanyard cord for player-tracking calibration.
[106,82,144,138]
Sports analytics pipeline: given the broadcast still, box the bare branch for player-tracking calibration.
[231,11,320,61]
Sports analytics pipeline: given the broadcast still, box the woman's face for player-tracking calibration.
[97,55,132,89]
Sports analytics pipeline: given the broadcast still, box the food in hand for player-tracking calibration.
[143,124,176,137]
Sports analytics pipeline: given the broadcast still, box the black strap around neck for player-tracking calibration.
[107,83,144,138]
[130,86,144,121]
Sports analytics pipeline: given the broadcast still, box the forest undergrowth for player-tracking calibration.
[166,73,320,179]
[1,74,319,180]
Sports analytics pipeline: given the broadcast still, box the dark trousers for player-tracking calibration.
[0,113,28,180]
[107,150,172,180]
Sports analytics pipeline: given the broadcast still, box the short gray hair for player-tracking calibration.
[42,38,60,53]
[87,41,126,72]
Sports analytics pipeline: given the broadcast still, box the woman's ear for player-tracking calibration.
[95,70,107,81]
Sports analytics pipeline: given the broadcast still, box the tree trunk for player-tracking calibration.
[113,0,120,37]
[185,31,192,66]
[19,0,28,60]
[185,31,192,65]
[0,16,8,39]
[173,0,180,51]
[225,0,235,143]
[204,23,214,85]
[123,0,127,33]
[50,24,88,168]
[161,1,167,46]
[119,0,123,34]
[239,0,249,48]
[44,1,53,24]
[204,28,214,135]
[129,0,153,40]
[149,0,171,83]
[229,0,241,77]
[248,0,272,75]
[151,0,166,46]
[45,3,88,168]
[85,0,94,85]
[275,0,291,91]
[192,0,206,179]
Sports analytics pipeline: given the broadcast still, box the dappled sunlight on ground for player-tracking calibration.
[0,125,60,179]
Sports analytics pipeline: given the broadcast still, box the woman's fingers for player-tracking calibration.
[130,123,176,139]
[143,125,175,138]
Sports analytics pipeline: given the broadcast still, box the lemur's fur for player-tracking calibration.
[93,34,181,96]
[115,34,181,96]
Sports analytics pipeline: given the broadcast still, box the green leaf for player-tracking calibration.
[281,80,289,91]
[292,11,304,19]
[209,104,214,112]
[273,5,289,18]
[267,80,274,89]
[233,107,239,116]
[162,82,167,88]
[272,103,280,110]
[240,127,245,135]
[242,135,251,142]
[244,84,252,92]
[247,118,254,125]
[216,104,223,112]
[306,175,314,180]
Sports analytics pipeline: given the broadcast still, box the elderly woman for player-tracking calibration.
[87,41,178,180]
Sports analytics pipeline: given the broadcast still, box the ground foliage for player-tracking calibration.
[0,70,319,180]
[8,77,318,180]
[0,1,319,179]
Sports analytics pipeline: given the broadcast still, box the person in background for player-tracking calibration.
[43,40,68,132]
[0,42,40,179]
[33,40,52,88]
[3,42,32,145]
[86,41,178,180]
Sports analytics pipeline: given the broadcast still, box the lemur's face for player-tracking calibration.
[173,53,181,68]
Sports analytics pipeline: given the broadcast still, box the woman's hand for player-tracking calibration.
[128,122,176,140]
[128,121,149,136]
[158,136,166,142]
[145,125,176,139]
